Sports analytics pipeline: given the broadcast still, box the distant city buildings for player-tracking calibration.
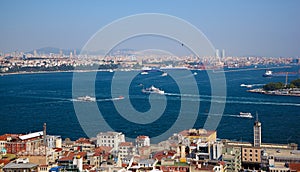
[0,48,298,74]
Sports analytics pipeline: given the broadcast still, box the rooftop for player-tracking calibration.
[19,131,43,140]
[3,160,38,169]
[119,142,133,147]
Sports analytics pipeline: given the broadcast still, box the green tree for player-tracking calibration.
[290,79,300,88]
[263,82,284,91]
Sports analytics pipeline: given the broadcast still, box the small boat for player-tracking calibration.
[161,72,168,77]
[263,70,272,77]
[112,96,124,100]
[142,85,164,95]
[239,112,253,118]
[140,71,148,75]
[193,72,198,75]
[240,84,252,88]
[77,96,96,102]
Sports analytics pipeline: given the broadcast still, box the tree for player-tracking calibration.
[290,79,300,88]
[263,82,284,91]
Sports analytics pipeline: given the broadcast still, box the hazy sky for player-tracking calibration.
[1,0,300,57]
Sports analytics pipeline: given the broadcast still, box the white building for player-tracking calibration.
[46,135,62,148]
[96,131,125,150]
[135,135,150,147]
[118,142,135,160]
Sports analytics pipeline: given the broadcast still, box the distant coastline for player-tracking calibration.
[247,88,300,97]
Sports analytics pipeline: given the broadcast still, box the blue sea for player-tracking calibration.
[0,66,299,145]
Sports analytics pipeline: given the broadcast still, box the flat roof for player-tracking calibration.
[3,161,38,169]
[19,131,43,140]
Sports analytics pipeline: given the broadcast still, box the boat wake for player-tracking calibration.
[152,92,300,107]
[72,96,124,102]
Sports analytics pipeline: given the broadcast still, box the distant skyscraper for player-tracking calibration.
[59,49,63,57]
[215,49,220,58]
[221,49,225,59]
[33,50,37,57]
[74,49,76,57]
[253,113,261,147]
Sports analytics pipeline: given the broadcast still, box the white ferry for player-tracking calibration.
[140,71,149,75]
[161,72,168,77]
[142,85,165,95]
[263,70,273,77]
[77,96,96,102]
[239,112,254,118]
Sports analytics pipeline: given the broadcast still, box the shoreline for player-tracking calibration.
[0,69,127,76]
[247,88,300,97]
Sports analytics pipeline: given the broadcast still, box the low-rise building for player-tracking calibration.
[3,158,38,172]
[222,146,242,172]
[96,132,125,151]
[135,135,150,148]
[118,142,135,160]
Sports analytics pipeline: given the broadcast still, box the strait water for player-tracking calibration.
[0,66,299,145]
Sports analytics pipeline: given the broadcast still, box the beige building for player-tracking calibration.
[242,147,261,163]
[118,142,135,160]
[96,131,125,151]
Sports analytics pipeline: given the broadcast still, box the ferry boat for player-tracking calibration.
[142,85,165,95]
[239,112,254,118]
[112,96,124,100]
[263,70,273,77]
[161,72,168,77]
[77,96,96,102]
[240,84,252,88]
[140,71,149,75]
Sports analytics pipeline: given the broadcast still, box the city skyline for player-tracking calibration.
[1,0,300,57]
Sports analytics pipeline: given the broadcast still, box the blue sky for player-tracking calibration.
[0,0,300,57]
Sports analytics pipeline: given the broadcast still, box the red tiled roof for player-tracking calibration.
[95,146,112,153]
[75,138,91,144]
[59,151,86,161]
[59,156,73,161]
[83,165,93,170]
[153,150,176,160]
[119,142,133,147]
[53,148,62,152]
[219,161,226,166]
[0,159,11,165]
[137,135,149,139]
[0,134,19,141]
[290,163,300,172]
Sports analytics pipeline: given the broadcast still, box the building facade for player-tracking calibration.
[96,132,125,151]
